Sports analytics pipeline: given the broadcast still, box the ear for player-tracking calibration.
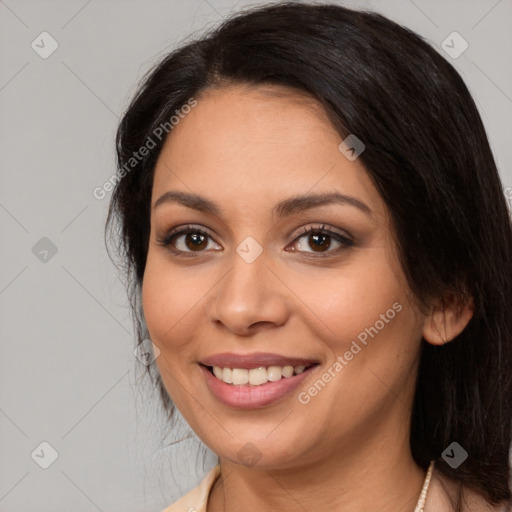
[422,291,475,346]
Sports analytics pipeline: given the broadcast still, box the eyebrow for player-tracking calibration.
[153,190,372,217]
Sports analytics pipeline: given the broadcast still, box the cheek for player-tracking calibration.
[141,255,205,406]
[289,256,406,346]
[290,262,420,434]
[141,253,200,350]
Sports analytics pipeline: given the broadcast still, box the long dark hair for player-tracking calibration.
[106,2,512,508]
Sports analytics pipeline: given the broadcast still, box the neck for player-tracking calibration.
[208,427,427,512]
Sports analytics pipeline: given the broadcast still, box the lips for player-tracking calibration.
[198,352,320,408]
[200,352,319,369]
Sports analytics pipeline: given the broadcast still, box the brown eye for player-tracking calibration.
[292,225,353,255]
[184,232,208,251]
[156,226,221,254]
[305,232,331,252]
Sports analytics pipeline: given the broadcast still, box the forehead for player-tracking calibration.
[163,84,335,154]
[151,84,384,218]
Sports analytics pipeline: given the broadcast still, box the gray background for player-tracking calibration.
[1,0,511,510]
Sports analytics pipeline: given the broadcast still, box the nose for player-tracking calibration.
[208,249,290,336]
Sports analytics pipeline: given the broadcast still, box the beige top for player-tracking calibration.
[162,465,511,512]
[162,465,220,512]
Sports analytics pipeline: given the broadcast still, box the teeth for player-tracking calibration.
[249,367,267,386]
[232,368,249,385]
[267,366,282,382]
[210,364,311,386]
[282,365,294,378]
[223,367,233,384]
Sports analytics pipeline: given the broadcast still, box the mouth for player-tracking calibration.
[198,352,320,409]
[200,362,318,386]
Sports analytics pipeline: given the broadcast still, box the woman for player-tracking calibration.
[106,2,512,511]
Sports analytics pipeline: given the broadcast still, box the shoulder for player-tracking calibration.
[428,470,512,512]
[161,465,221,512]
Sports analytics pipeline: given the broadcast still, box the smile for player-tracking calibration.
[198,352,320,408]
[207,364,312,385]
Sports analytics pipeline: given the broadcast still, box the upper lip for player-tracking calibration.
[200,352,319,369]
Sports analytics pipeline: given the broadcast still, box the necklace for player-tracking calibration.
[413,460,435,512]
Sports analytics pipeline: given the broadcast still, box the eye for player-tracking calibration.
[156,223,353,258]
[288,224,353,256]
[156,225,221,256]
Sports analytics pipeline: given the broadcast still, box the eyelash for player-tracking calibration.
[155,223,354,258]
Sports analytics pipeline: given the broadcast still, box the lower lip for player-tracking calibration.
[200,364,316,409]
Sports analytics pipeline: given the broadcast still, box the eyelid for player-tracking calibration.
[157,223,215,240]
[292,223,353,242]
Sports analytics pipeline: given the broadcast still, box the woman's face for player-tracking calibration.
[142,84,425,470]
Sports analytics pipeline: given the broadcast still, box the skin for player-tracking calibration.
[142,84,475,511]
